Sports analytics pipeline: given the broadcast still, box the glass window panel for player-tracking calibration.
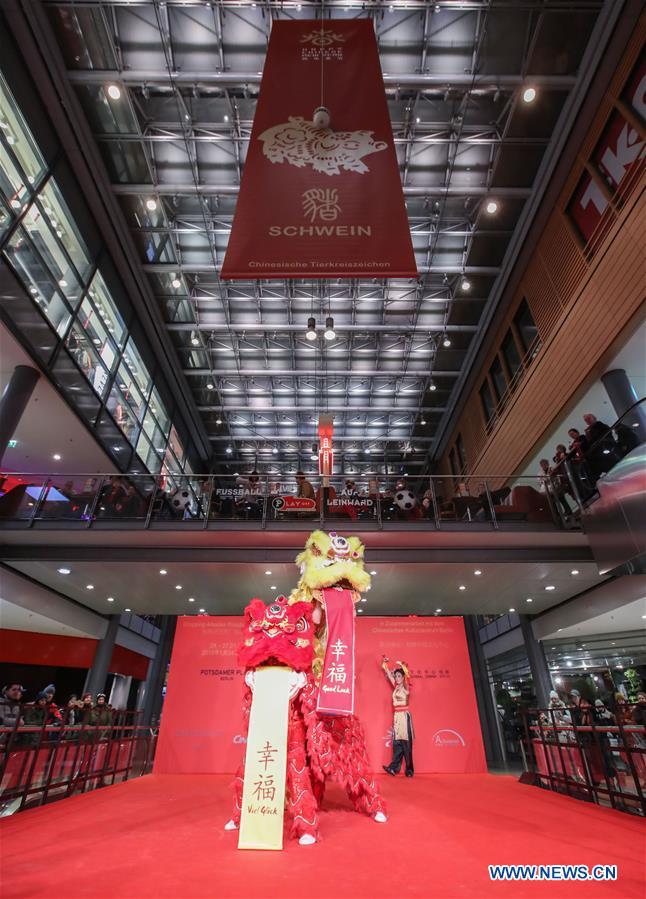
[75,296,118,371]
[456,433,467,473]
[136,432,163,474]
[141,408,166,454]
[479,380,496,424]
[0,75,47,186]
[0,144,31,211]
[149,387,170,437]
[22,202,83,305]
[36,179,92,283]
[106,384,141,445]
[5,228,72,335]
[122,337,152,398]
[514,299,541,355]
[87,271,126,348]
[113,360,147,421]
[0,197,11,240]
[489,356,507,402]
[501,330,522,381]
[167,425,184,466]
[448,448,458,478]
[65,321,111,398]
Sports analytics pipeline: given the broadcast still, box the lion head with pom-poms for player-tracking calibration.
[294,530,371,594]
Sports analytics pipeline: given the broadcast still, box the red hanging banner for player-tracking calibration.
[317,588,356,716]
[221,20,416,280]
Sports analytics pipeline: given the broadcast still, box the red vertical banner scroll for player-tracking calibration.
[317,588,355,716]
[221,19,416,280]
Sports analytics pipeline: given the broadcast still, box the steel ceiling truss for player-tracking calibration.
[45,0,603,473]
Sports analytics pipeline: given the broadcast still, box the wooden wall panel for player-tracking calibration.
[439,21,645,480]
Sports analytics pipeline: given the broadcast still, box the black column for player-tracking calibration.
[83,615,120,697]
[601,368,646,441]
[463,615,505,768]
[142,616,177,726]
[0,365,40,466]
[519,615,552,708]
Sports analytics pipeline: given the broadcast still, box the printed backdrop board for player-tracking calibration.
[154,615,485,774]
[220,19,416,279]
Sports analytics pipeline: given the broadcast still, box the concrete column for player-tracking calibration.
[83,615,120,697]
[142,616,176,726]
[601,368,646,441]
[519,615,552,708]
[0,365,40,466]
[463,615,506,768]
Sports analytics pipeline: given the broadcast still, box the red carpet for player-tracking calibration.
[1,774,644,898]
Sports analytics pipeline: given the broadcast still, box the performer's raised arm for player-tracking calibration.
[381,656,396,686]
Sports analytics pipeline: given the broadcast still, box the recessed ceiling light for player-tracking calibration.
[159,569,168,575]
[86,584,94,590]
[523,87,537,103]
[459,585,466,591]
[526,597,533,603]
[642,614,646,619]
[199,608,206,613]
[265,570,272,575]
[435,608,442,612]
[226,447,232,454]
[370,570,377,575]
[206,382,214,390]
[125,608,131,612]
[175,585,182,590]
[145,198,157,211]
[216,417,222,425]
[270,585,277,590]
[53,453,61,461]
[474,569,482,576]
[58,279,68,288]
[509,607,515,612]
[188,597,195,602]
[570,569,579,575]
[106,84,121,100]
[171,278,181,289]
[545,585,555,591]
[107,597,114,602]
[360,597,367,603]
[57,567,71,575]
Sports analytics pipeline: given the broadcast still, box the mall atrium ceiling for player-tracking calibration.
[39,0,607,475]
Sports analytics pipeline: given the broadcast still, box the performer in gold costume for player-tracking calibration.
[381,656,414,777]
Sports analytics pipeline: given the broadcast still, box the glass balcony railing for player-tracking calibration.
[0,471,568,530]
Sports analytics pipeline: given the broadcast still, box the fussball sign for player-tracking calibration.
[221,19,417,280]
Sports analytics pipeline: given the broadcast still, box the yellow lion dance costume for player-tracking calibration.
[288,530,386,824]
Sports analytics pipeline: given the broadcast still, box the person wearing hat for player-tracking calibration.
[0,683,25,745]
[41,684,62,728]
[91,693,112,740]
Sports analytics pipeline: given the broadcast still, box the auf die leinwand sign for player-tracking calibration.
[221,20,416,280]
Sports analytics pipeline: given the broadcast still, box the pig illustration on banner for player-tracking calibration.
[258,116,387,176]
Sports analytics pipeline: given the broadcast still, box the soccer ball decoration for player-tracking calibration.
[395,489,417,511]
[169,488,192,513]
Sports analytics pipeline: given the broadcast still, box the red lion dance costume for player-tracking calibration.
[226,530,386,846]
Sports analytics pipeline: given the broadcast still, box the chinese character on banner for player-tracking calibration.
[330,638,348,661]
[252,773,276,802]
[327,663,347,684]
[257,740,278,770]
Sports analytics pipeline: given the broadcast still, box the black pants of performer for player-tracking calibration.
[387,716,414,775]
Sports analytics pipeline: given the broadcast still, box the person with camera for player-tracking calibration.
[381,656,414,777]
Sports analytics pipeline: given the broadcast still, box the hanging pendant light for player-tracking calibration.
[324,316,336,341]
[305,316,317,341]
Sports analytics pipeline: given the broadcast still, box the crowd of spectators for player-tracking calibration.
[0,682,115,746]
[538,411,640,515]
